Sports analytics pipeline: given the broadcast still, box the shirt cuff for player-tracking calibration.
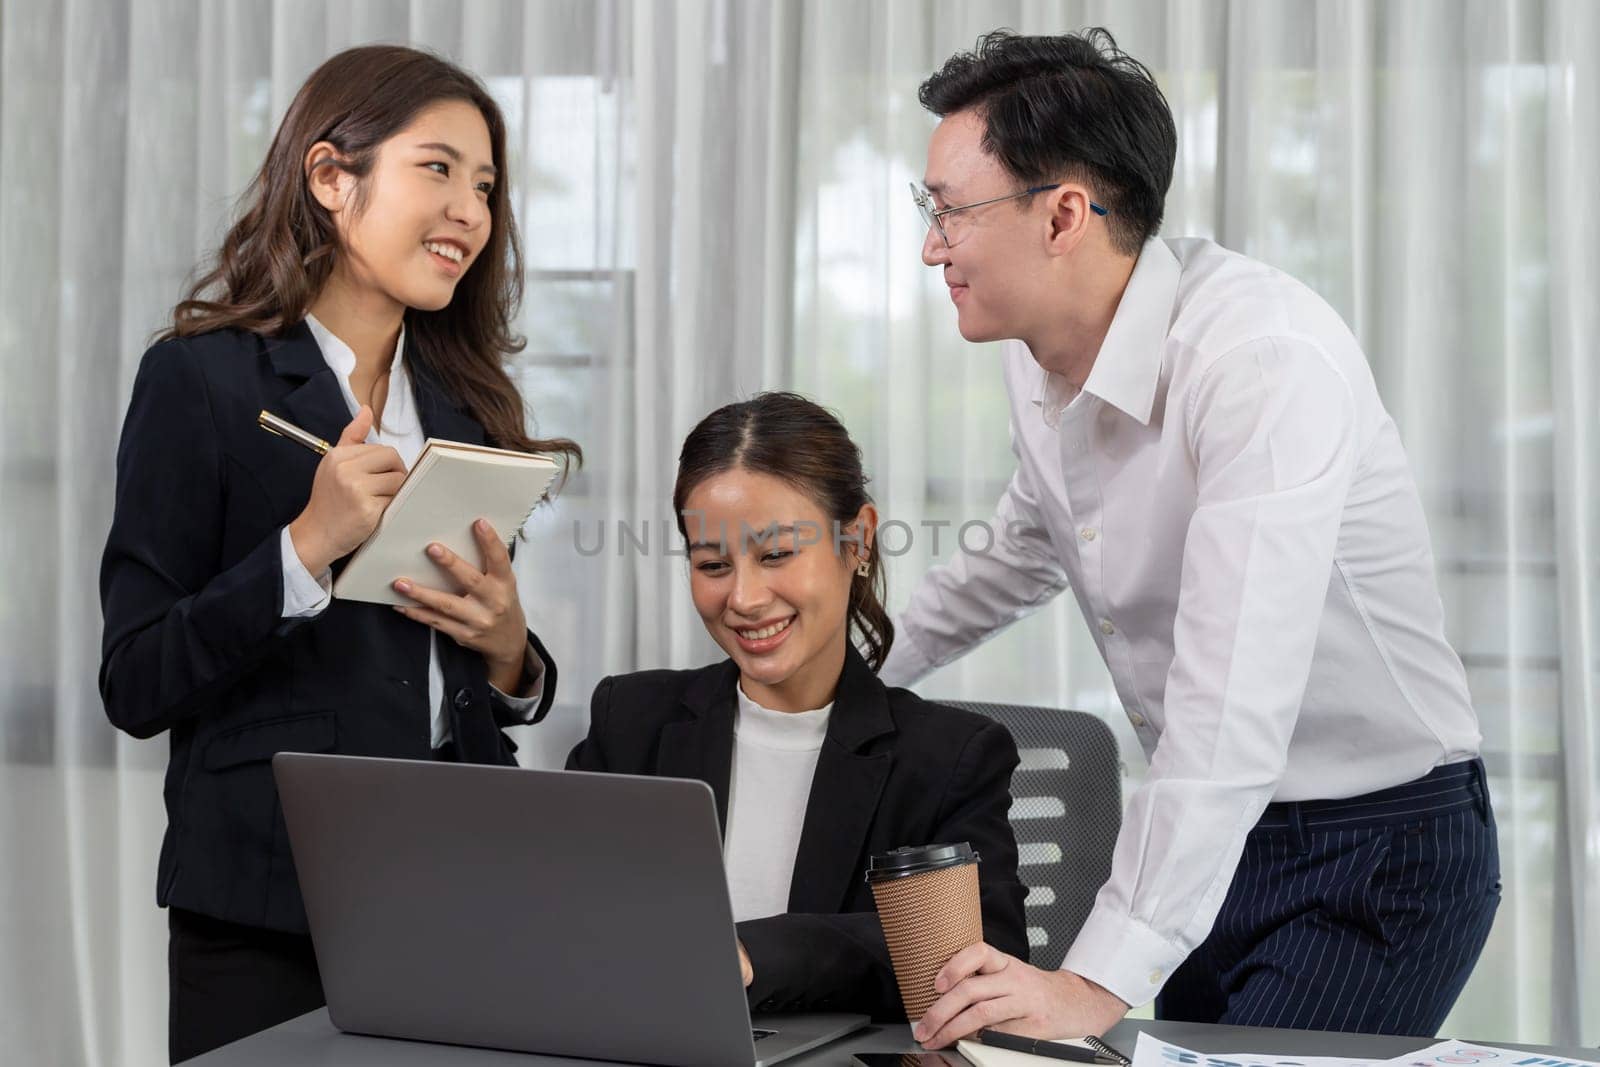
[878,624,939,688]
[489,640,546,710]
[279,526,332,618]
[1061,904,1191,1009]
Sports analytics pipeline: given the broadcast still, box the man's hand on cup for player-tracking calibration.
[910,943,1128,1049]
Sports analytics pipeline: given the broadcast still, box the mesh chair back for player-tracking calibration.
[941,701,1122,970]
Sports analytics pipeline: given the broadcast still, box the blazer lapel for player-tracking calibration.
[657,660,740,835]
[264,322,354,446]
[263,321,490,449]
[787,646,896,914]
[411,358,487,446]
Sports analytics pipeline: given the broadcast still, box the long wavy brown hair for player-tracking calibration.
[163,44,579,464]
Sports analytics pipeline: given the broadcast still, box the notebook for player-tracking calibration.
[332,438,559,605]
[956,1035,1131,1066]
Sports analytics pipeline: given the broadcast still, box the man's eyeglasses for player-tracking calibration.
[910,181,1108,247]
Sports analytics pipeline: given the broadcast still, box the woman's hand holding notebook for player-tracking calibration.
[332,439,559,605]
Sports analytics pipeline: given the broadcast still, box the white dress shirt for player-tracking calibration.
[879,237,1481,1007]
[278,314,541,748]
[722,685,832,922]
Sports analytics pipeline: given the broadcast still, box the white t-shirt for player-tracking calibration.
[722,684,832,923]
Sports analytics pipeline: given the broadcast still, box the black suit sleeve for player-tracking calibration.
[738,719,1027,1019]
[99,342,304,740]
[738,911,898,1016]
[564,675,615,771]
[936,719,1029,962]
[489,630,559,728]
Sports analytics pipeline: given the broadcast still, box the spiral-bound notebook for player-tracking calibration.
[333,438,559,606]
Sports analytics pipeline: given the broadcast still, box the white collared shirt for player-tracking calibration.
[277,314,540,748]
[723,684,833,922]
[880,237,1480,1007]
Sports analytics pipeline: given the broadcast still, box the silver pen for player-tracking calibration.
[257,409,332,456]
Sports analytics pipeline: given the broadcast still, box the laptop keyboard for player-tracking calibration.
[752,1028,778,1042]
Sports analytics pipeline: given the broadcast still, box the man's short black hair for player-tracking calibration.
[919,28,1177,256]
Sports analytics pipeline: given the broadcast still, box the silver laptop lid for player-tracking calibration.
[274,753,761,1067]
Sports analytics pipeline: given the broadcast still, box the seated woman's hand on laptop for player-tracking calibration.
[392,519,531,693]
[911,943,1127,1048]
[737,940,753,988]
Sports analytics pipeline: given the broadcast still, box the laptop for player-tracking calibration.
[272,752,870,1067]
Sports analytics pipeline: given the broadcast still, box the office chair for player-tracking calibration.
[941,701,1123,970]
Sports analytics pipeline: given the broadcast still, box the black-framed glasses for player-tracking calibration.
[910,181,1108,247]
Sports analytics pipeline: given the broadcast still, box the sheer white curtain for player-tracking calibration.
[791,0,1598,1048]
[0,1,1595,1063]
[0,1,787,1061]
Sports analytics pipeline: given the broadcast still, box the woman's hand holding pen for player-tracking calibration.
[391,519,530,694]
[287,406,408,575]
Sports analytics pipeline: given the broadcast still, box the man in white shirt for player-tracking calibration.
[891,28,1500,1046]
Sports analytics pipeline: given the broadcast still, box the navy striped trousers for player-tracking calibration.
[1156,759,1501,1035]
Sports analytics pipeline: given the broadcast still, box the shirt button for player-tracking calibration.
[1080,527,1097,542]
[1099,619,1115,635]
[1130,713,1145,728]
[1149,969,1163,984]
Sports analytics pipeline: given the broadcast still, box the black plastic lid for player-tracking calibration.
[864,842,979,883]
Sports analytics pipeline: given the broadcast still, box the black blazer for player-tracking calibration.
[566,645,1028,1019]
[99,323,556,935]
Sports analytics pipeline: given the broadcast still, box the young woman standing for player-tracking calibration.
[98,46,578,1062]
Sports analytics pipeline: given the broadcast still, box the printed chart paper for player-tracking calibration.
[1129,1034,1599,1067]
[1131,1032,1387,1067]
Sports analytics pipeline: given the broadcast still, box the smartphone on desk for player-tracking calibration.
[850,1055,967,1067]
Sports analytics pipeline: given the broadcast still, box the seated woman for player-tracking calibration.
[567,392,1027,1018]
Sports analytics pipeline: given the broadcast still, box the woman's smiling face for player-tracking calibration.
[311,99,497,314]
[683,467,870,712]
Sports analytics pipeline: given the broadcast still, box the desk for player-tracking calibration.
[193,1009,1593,1066]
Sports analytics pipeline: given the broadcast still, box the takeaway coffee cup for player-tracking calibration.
[865,842,983,1021]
